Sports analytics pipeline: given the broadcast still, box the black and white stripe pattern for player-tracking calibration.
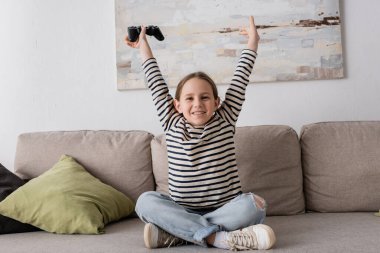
[143,49,257,209]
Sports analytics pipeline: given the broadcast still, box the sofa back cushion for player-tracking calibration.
[151,125,305,216]
[14,130,154,203]
[300,121,380,212]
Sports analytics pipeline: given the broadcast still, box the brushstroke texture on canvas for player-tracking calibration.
[115,0,343,90]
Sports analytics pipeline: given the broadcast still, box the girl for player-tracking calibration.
[125,16,276,251]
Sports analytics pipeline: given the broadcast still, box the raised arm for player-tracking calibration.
[217,16,260,125]
[125,27,178,132]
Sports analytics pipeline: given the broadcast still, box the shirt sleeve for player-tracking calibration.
[217,49,257,126]
[142,58,179,132]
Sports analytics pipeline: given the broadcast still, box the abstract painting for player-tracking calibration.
[115,0,343,90]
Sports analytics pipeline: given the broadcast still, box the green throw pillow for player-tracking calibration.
[0,155,134,234]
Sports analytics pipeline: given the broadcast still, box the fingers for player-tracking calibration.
[249,16,255,30]
[249,15,259,39]
[124,36,134,46]
[140,25,146,36]
[240,16,257,35]
[246,16,259,51]
[124,36,131,45]
[139,25,147,40]
[124,36,138,48]
[239,27,248,35]
[124,25,147,48]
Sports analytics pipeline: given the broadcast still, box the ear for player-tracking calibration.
[174,99,182,113]
[214,97,220,110]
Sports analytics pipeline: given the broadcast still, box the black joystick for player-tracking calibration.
[127,25,165,42]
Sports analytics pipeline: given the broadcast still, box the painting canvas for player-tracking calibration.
[115,0,343,90]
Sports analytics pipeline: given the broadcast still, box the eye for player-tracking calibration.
[201,96,210,100]
[185,97,193,101]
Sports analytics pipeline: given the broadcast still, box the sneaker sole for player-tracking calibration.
[144,223,158,249]
[254,224,276,250]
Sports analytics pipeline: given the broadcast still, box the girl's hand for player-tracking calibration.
[124,26,148,48]
[240,16,260,52]
[125,25,154,61]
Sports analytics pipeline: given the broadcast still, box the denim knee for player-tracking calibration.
[236,193,266,225]
[135,191,161,219]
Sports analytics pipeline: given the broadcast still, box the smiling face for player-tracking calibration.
[174,77,220,127]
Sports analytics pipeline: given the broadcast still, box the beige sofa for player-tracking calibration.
[1,121,379,253]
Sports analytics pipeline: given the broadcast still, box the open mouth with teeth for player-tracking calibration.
[192,111,206,115]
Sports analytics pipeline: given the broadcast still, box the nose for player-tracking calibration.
[193,98,202,107]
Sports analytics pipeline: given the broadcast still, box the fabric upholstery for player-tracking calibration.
[301,121,380,212]
[14,130,155,203]
[150,136,169,194]
[235,126,304,215]
[0,213,379,253]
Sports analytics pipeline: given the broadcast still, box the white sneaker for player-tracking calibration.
[227,224,276,250]
[144,223,187,249]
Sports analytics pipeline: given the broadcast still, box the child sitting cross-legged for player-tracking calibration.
[125,16,276,251]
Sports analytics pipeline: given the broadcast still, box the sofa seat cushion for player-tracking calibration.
[265,212,380,253]
[14,130,155,203]
[0,219,147,253]
[0,214,379,253]
[151,125,305,216]
[301,121,380,212]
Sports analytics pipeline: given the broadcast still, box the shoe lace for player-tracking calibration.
[227,230,258,251]
[160,230,187,248]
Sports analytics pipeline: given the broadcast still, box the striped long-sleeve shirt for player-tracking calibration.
[143,49,257,209]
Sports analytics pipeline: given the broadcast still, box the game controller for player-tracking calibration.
[127,25,165,42]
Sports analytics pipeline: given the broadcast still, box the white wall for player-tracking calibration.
[1,0,379,170]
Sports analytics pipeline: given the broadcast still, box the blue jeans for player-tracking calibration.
[135,191,267,247]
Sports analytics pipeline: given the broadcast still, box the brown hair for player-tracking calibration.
[175,72,218,100]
